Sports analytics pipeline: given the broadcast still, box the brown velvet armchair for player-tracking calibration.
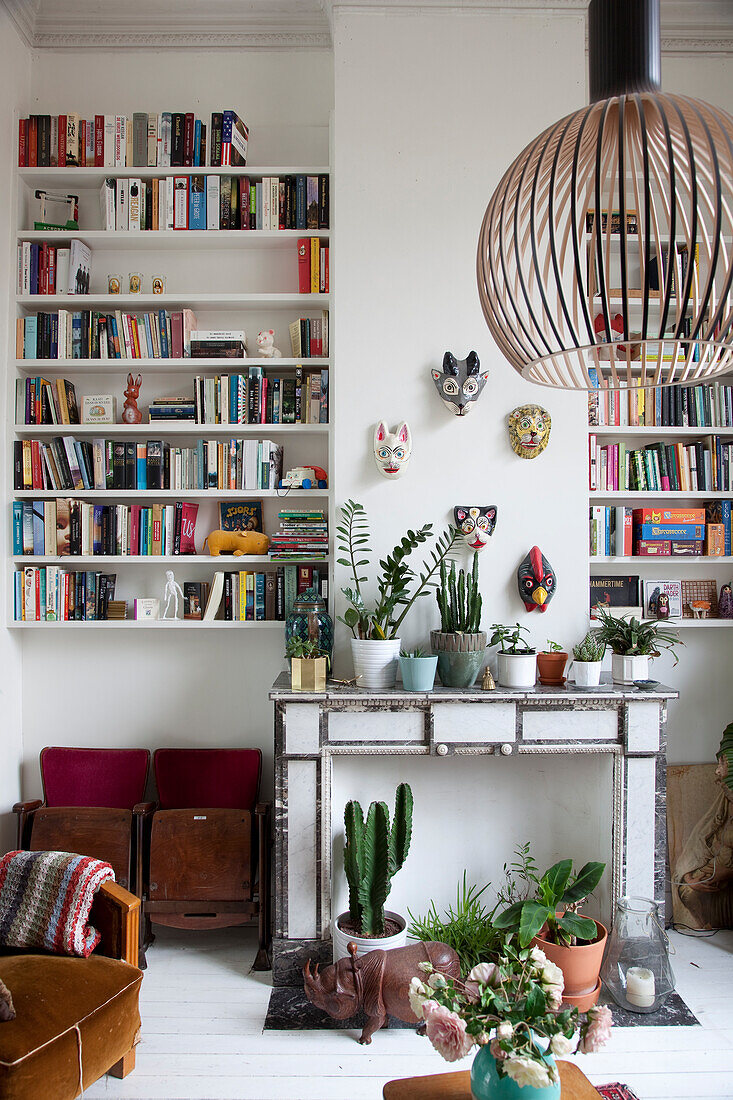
[0,880,142,1100]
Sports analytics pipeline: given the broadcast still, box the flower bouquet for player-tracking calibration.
[410,939,612,1094]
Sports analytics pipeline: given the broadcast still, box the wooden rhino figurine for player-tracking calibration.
[203,530,270,556]
[303,940,460,1044]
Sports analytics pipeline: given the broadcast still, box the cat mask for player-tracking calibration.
[507,404,552,459]
[373,421,412,479]
[453,506,497,552]
[431,351,489,416]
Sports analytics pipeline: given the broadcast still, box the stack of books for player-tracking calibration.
[268,510,328,561]
[632,507,707,557]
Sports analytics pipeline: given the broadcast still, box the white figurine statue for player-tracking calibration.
[162,570,184,620]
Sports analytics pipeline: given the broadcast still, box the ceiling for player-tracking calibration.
[2,0,732,52]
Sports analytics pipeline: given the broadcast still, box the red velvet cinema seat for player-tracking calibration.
[143,748,271,970]
[13,747,153,896]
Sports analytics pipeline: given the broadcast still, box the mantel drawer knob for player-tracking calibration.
[500,743,513,756]
[436,743,448,756]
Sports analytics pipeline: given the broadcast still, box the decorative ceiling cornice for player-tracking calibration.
[2,0,39,47]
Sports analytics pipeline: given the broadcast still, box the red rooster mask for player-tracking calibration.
[517,546,556,613]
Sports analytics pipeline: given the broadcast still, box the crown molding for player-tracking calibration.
[2,0,40,47]
[30,30,332,51]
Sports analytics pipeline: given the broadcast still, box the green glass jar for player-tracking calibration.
[285,587,334,661]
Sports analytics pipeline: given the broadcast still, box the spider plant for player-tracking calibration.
[592,607,682,663]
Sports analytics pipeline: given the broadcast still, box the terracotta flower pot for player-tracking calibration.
[536,651,568,685]
[534,919,608,1008]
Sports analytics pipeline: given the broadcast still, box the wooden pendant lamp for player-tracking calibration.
[477,0,733,391]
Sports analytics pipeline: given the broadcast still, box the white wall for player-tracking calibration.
[330,6,733,919]
[0,10,30,850]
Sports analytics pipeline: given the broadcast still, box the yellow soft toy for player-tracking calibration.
[203,530,270,556]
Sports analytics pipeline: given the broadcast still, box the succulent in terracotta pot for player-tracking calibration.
[536,638,568,686]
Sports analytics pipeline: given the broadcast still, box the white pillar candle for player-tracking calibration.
[625,966,656,1008]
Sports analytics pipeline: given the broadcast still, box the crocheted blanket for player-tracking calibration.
[0,850,114,957]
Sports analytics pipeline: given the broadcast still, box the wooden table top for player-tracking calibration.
[383,1060,599,1099]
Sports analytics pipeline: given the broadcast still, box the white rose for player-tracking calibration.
[428,972,448,990]
[549,1033,574,1056]
[418,961,434,973]
[408,977,431,1020]
[529,946,547,967]
[468,962,499,986]
[504,1055,552,1090]
[541,961,564,989]
[496,1021,514,1040]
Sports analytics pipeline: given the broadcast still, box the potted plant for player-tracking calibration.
[489,623,537,688]
[333,782,413,961]
[570,632,606,687]
[536,638,568,686]
[285,637,329,692]
[431,554,487,688]
[338,500,460,690]
[399,647,439,691]
[410,938,612,1099]
[493,857,607,1011]
[592,607,682,685]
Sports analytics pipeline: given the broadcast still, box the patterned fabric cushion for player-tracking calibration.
[0,851,114,957]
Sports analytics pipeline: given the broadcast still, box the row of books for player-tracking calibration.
[16,309,329,360]
[589,504,732,557]
[297,238,329,294]
[13,562,328,623]
[589,435,733,493]
[15,567,117,622]
[268,511,328,560]
[15,437,284,493]
[18,111,248,170]
[17,240,91,296]
[588,379,733,428]
[18,377,79,426]
[13,499,198,558]
[100,174,329,232]
[155,368,330,426]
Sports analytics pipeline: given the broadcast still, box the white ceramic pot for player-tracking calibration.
[497,650,537,688]
[573,660,603,687]
[351,638,401,690]
[333,910,407,962]
[611,653,650,685]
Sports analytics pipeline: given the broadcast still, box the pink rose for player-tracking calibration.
[423,1002,475,1063]
[468,962,500,986]
[579,1004,613,1053]
[546,984,563,1011]
[490,1037,507,1061]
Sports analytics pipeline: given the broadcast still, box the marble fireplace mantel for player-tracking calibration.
[269,674,677,986]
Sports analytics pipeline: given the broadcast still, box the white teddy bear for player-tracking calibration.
[257,330,282,357]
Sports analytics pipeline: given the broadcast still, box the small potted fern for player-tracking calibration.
[399,647,439,691]
[570,632,606,687]
[334,782,413,960]
[431,553,487,688]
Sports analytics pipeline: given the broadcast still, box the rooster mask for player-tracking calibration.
[517,546,556,613]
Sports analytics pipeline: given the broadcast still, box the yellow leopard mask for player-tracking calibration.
[507,404,551,459]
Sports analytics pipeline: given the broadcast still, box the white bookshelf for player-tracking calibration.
[11,156,333,627]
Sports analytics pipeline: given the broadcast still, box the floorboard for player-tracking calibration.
[86,927,733,1100]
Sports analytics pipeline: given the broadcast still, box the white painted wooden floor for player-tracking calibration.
[86,927,733,1100]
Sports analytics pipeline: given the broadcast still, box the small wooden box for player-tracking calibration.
[706,523,725,556]
[290,657,327,692]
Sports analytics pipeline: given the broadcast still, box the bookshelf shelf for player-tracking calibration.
[589,618,733,630]
[17,230,328,252]
[17,293,329,310]
[18,165,330,186]
[591,426,733,438]
[11,147,333,626]
[16,358,330,375]
[14,423,328,437]
[590,556,733,566]
[14,489,332,500]
[589,491,730,501]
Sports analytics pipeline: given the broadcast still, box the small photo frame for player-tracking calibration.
[151,275,166,295]
[643,579,682,619]
[129,272,143,294]
[134,598,160,621]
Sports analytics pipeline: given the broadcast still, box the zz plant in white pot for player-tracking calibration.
[337,500,460,690]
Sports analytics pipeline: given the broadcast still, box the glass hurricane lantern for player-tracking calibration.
[600,895,675,1013]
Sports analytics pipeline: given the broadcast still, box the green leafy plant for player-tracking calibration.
[494,858,606,947]
[592,607,682,663]
[489,622,535,654]
[285,637,329,664]
[543,639,564,654]
[572,633,606,662]
[435,553,482,633]
[400,647,429,658]
[343,782,413,936]
[408,873,505,973]
[337,500,461,639]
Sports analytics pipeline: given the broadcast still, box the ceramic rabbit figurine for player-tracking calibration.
[122,373,142,424]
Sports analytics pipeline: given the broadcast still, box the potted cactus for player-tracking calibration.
[431,553,487,688]
[333,782,413,961]
[570,632,606,687]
